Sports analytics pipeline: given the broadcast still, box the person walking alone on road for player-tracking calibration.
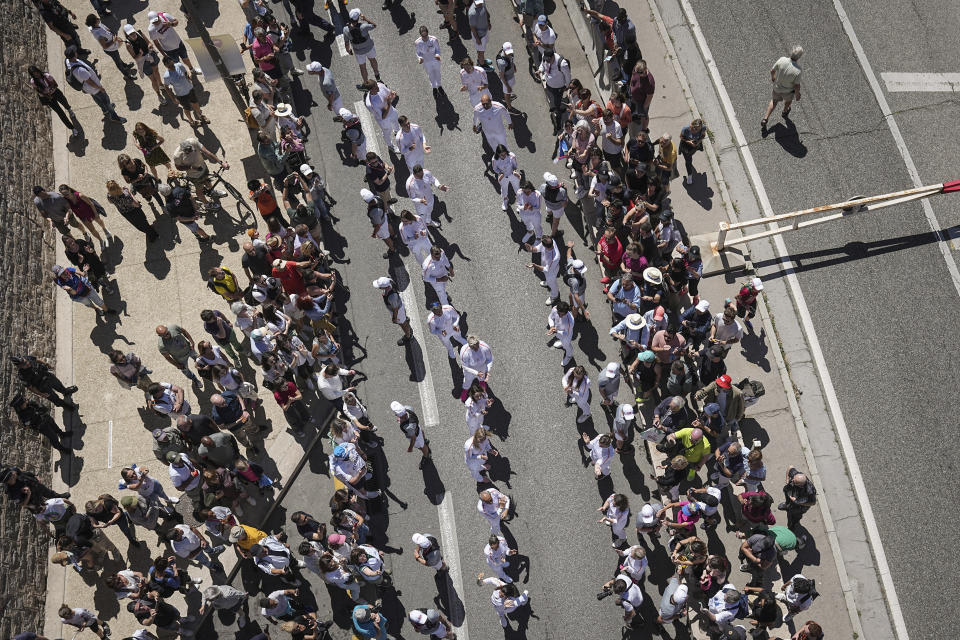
[412,532,448,572]
[467,0,492,67]
[678,119,706,184]
[484,533,516,582]
[422,246,455,306]
[344,10,381,86]
[373,277,412,346]
[396,117,431,172]
[464,427,497,482]
[762,45,803,129]
[562,365,591,423]
[415,26,444,94]
[406,165,450,220]
[492,144,521,211]
[459,57,489,107]
[361,189,396,259]
[473,94,513,154]
[477,488,510,533]
[428,302,466,359]
[523,234,561,305]
[391,402,431,465]
[547,300,575,366]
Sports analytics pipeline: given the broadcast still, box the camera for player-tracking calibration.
[596,586,614,601]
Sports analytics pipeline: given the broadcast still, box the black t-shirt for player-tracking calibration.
[65,238,106,278]
[16,358,50,387]
[399,409,421,439]
[365,162,391,192]
[180,414,219,445]
[242,244,273,277]
[296,516,326,540]
[627,138,655,164]
[289,206,320,230]
[750,595,779,624]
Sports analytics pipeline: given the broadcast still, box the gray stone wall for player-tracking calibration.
[0,1,57,637]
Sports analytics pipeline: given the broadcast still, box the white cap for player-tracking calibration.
[271,258,284,269]
[569,259,585,272]
[349,8,362,20]
[250,328,265,340]
[473,0,484,4]
[409,610,428,624]
[306,61,323,73]
[674,584,689,602]
[390,401,406,416]
[300,163,314,175]
[695,299,710,312]
[147,10,158,22]
[122,24,136,35]
[621,404,635,420]
[372,277,392,289]
[502,42,513,55]
[359,188,375,202]
[543,172,558,186]
[411,533,431,548]
[338,108,355,120]
[639,504,657,525]
[605,362,620,375]
[751,277,764,291]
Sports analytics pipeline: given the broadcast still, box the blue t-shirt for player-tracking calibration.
[163,62,193,97]
[352,606,388,639]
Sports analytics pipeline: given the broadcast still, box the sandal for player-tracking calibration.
[760,118,768,128]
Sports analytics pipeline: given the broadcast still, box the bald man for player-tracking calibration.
[667,427,711,481]
[477,488,510,533]
[780,465,817,533]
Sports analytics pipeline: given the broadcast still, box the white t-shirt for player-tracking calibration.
[171,524,202,557]
[772,56,801,94]
[168,455,200,491]
[615,574,644,612]
[69,61,101,95]
[713,313,744,342]
[149,13,184,51]
[89,24,119,51]
[62,608,97,627]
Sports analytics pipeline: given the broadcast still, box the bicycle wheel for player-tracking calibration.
[221,178,256,226]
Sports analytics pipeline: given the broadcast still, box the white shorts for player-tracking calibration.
[355,45,378,64]
[410,428,426,449]
[374,221,391,239]
[474,32,489,52]
[394,307,408,324]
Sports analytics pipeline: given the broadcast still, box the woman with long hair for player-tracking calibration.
[132,122,172,178]
[27,64,77,137]
[58,184,111,248]
[122,24,167,105]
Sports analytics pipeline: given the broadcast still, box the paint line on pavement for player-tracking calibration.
[327,6,348,57]
[107,419,114,468]
[881,72,960,92]
[356,101,470,640]
[677,1,908,639]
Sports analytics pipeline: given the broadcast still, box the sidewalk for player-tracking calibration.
[560,0,859,638]
[43,2,315,639]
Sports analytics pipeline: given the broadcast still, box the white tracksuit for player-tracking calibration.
[427,304,466,358]
[396,124,428,171]
[587,435,615,477]
[562,368,591,417]
[532,240,560,299]
[364,82,399,151]
[415,36,443,88]
[484,535,512,582]
[517,189,543,240]
[464,435,492,482]
[399,214,433,263]
[460,341,493,391]
[492,152,521,203]
[464,393,489,432]
[422,251,452,306]
[548,307,575,363]
[406,170,442,218]
[473,101,511,151]
[460,66,489,106]
[481,575,528,626]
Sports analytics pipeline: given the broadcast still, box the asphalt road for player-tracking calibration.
[681,1,960,637]
[209,0,677,638]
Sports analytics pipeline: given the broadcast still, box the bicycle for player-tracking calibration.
[202,165,256,227]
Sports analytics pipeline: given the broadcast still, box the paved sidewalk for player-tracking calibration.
[43,2,318,639]
[559,0,860,638]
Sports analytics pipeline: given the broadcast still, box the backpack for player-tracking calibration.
[496,49,514,74]
[414,608,441,627]
[348,22,365,45]
[65,60,95,92]
[243,106,261,129]
[737,378,765,407]
[341,118,362,144]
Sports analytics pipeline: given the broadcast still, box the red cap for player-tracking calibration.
[716,374,732,389]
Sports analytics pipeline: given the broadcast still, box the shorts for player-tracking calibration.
[176,88,198,105]
[187,165,211,188]
[355,46,377,64]
[409,428,425,449]
[772,88,795,102]
[161,42,189,62]
[373,221,391,239]
[394,307,408,324]
[474,32,489,52]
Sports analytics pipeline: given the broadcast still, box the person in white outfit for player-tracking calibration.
[415,26,443,92]
[584,433,615,478]
[473,94,512,152]
[406,165,449,219]
[459,57,489,107]
[476,574,529,628]
[362,80,400,153]
[396,116,430,171]
[484,534,516,582]
[517,182,543,243]
[477,488,509,533]
[599,493,630,547]
[428,302,466,358]
[464,382,492,432]
[422,246,454,306]
[464,427,497,482]
[523,234,561,304]
[330,442,380,499]
[492,144,521,211]
[562,365,591,423]
[399,209,436,263]
[597,362,621,407]
[616,545,648,584]
[547,301,575,366]
[460,336,493,401]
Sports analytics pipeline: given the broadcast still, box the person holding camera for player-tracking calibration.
[599,573,643,627]
[777,573,818,622]
[476,574,530,629]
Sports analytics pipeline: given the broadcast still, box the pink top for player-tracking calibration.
[251,36,276,71]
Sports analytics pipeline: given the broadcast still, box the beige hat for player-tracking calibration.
[228,526,246,543]
[275,103,293,118]
[642,267,663,285]
[625,314,645,330]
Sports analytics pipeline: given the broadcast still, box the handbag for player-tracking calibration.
[91,198,108,217]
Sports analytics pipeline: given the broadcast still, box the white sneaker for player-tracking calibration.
[539,281,549,288]
[212,188,228,198]
[551,342,564,349]
[167,496,180,504]
[576,414,590,423]
[545,298,554,305]
[246,495,257,505]
[686,174,693,184]
[561,355,572,366]
[297,560,307,568]
[501,201,508,211]
[570,169,577,179]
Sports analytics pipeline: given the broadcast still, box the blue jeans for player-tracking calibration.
[193,544,226,568]
[90,90,121,119]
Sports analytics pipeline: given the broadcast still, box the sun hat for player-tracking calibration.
[642,267,663,285]
[625,314,645,330]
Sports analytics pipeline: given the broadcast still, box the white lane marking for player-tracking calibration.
[356,102,470,640]
[328,5,348,57]
[107,419,114,468]
[881,72,960,92]
[676,2,910,640]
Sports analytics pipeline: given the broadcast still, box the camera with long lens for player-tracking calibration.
[596,586,614,601]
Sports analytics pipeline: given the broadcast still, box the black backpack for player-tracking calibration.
[496,49,513,74]
[65,60,96,92]
[348,22,365,45]
[341,118,363,144]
